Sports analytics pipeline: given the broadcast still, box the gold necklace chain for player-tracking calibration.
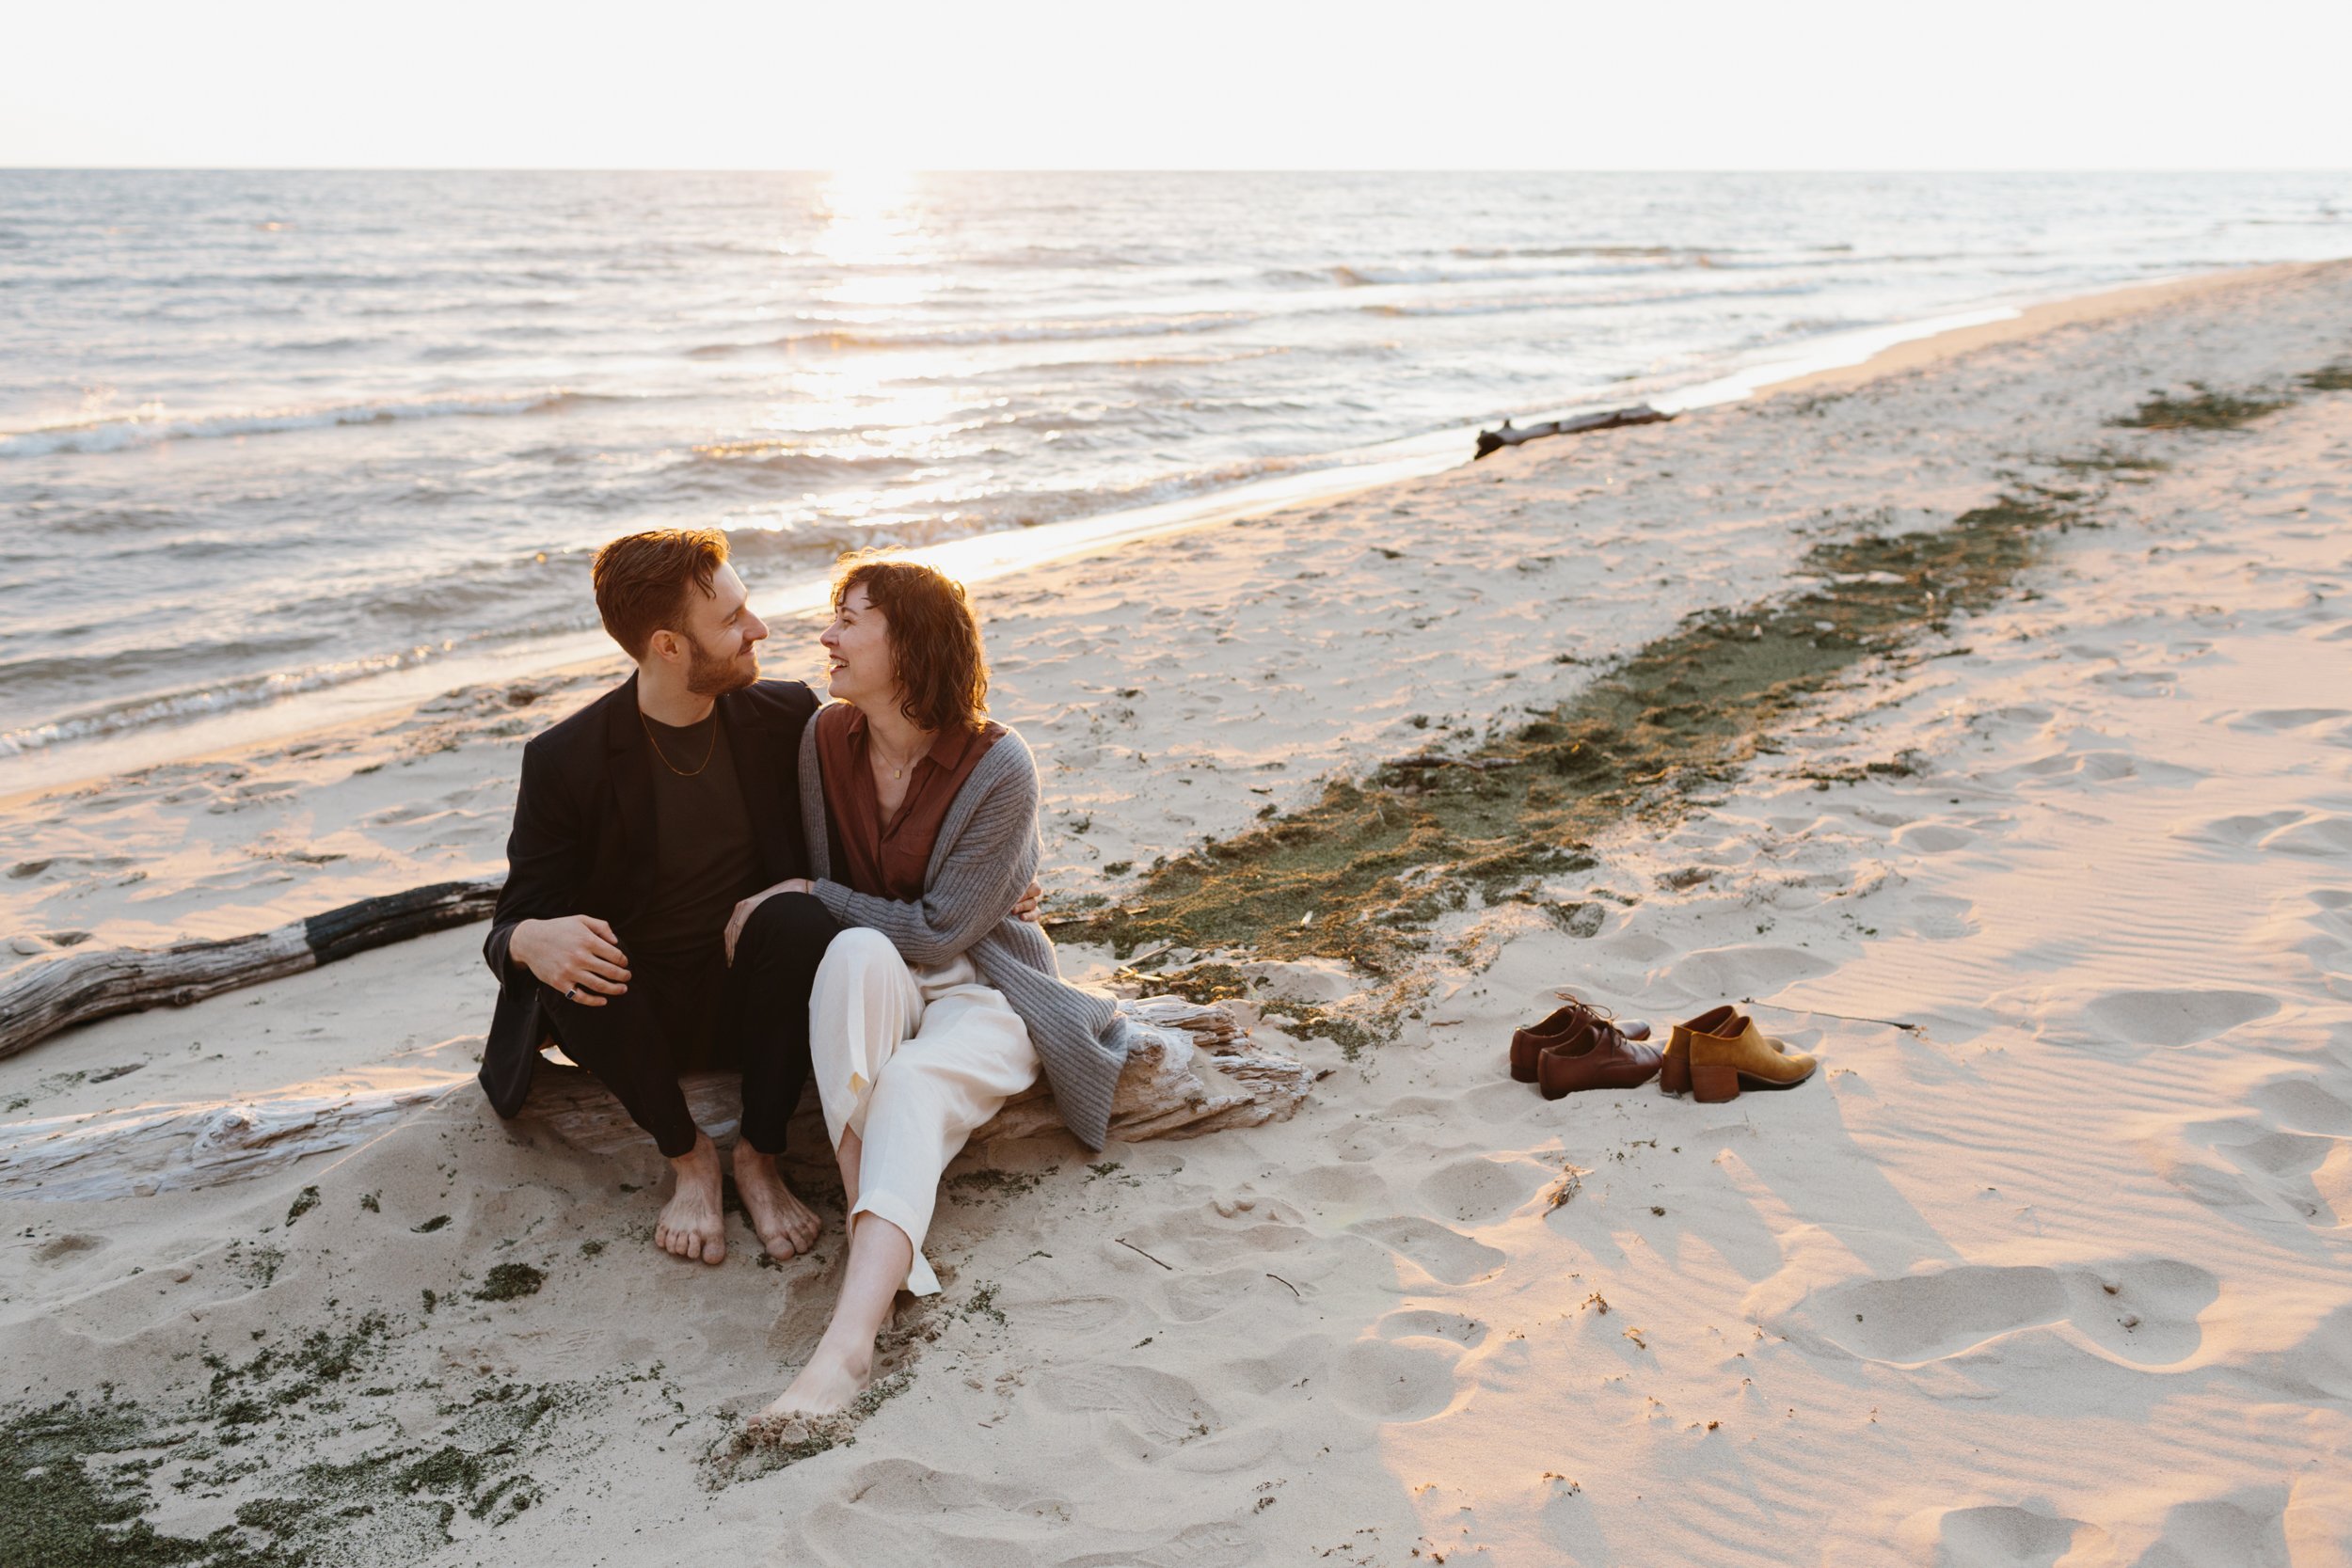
[640,708,719,777]
[870,733,929,781]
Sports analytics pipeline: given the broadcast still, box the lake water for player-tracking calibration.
[3,168,2347,773]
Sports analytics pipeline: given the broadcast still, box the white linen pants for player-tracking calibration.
[809,927,1040,1296]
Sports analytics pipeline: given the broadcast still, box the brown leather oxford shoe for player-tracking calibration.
[1536,1015,1664,1100]
[1510,997,1651,1083]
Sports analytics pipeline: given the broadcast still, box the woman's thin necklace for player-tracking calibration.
[640,708,719,777]
[872,733,926,781]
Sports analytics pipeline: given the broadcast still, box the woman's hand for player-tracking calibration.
[512,915,630,1006]
[1011,878,1043,923]
[725,879,813,964]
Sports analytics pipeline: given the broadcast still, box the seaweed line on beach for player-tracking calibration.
[1073,373,2322,1044]
[1076,493,2074,985]
[1056,371,2343,1054]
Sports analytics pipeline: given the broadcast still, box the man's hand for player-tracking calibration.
[1010,878,1043,924]
[512,915,629,1006]
[725,879,813,965]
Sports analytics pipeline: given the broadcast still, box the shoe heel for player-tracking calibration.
[1691,1063,1741,1103]
[1510,1039,1539,1084]
[1660,1046,1690,1096]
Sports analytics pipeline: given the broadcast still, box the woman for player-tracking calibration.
[745,553,1134,1424]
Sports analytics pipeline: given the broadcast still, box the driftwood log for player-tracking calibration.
[0,996,1311,1203]
[1473,404,1672,459]
[0,878,505,1060]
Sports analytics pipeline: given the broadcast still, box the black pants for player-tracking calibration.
[536,893,840,1158]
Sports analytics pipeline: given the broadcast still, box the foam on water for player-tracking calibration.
[0,391,581,458]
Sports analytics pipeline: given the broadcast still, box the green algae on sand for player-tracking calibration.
[1076,496,2073,982]
[2111,383,2291,430]
[472,1262,545,1303]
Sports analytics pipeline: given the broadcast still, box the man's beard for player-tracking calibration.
[684,634,757,697]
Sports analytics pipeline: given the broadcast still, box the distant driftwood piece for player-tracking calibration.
[0,998,1306,1203]
[1473,404,1672,459]
[0,878,504,1060]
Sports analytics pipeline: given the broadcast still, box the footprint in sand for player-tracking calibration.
[1909,1503,2112,1568]
[1347,1215,1506,1286]
[2018,747,2195,786]
[2137,1494,2294,1568]
[1808,1264,2072,1364]
[1895,822,1978,854]
[2173,808,2306,848]
[2262,816,2352,858]
[1032,1361,1218,1445]
[2079,987,2277,1050]
[2178,809,2352,858]
[997,1291,1138,1334]
[1784,1257,2218,1367]
[1292,1163,1393,1210]
[1664,943,1836,1004]
[1417,1156,1552,1227]
[1161,1260,1317,1323]
[2165,1113,2352,1227]
[1331,1333,1468,1421]
[2249,1075,2352,1137]
[832,1457,1061,1529]
[34,1232,105,1263]
[1905,893,1981,941]
[2229,706,2352,733]
[2063,1258,2220,1366]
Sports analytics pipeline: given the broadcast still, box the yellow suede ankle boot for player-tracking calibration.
[1687,1014,1817,1102]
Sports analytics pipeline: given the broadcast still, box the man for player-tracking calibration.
[480,530,1041,1265]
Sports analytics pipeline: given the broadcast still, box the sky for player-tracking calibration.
[3,0,2348,170]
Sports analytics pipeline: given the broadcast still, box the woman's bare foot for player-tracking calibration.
[732,1142,821,1259]
[654,1132,726,1264]
[757,1341,874,1424]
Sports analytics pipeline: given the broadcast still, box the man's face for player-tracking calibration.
[668,563,768,696]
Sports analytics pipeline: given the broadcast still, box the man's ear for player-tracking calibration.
[645,628,679,664]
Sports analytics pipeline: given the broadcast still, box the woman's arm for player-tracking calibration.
[811,753,1040,968]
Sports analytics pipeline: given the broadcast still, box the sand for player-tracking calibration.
[4,260,2350,1566]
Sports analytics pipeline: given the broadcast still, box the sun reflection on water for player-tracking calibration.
[811,168,926,271]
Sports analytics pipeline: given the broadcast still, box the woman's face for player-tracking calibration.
[819,583,896,708]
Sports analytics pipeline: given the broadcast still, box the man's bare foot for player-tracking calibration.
[732,1142,821,1260]
[755,1342,874,1427]
[654,1132,726,1264]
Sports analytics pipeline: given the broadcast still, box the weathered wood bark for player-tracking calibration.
[0,997,1310,1203]
[0,878,505,1060]
[1474,404,1672,459]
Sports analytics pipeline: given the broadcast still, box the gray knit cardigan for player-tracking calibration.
[796,715,1134,1148]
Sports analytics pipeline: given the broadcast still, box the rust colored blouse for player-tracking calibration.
[816,704,1005,901]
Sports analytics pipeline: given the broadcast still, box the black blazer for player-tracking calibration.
[478,673,820,1117]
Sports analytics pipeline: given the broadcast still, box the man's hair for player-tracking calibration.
[592,529,729,660]
[831,552,990,733]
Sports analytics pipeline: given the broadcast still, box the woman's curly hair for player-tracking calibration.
[831,551,990,733]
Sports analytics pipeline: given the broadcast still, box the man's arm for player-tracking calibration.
[485,739,632,1006]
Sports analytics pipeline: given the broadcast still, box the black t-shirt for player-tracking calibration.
[624,711,763,968]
